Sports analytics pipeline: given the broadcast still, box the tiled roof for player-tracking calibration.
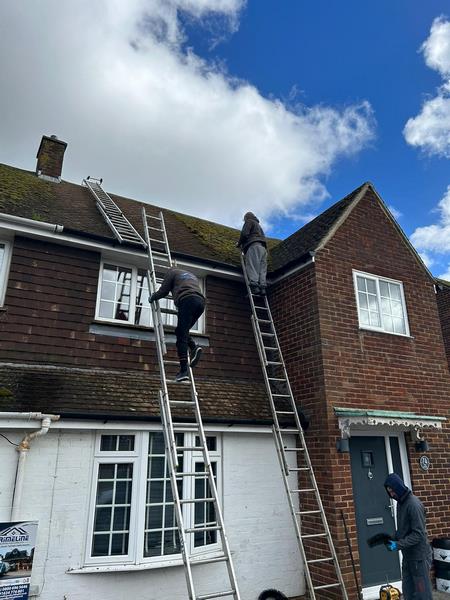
[270,183,367,272]
[0,162,366,274]
[0,363,274,423]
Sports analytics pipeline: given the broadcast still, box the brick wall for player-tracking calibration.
[0,236,261,379]
[436,282,450,370]
[272,188,450,598]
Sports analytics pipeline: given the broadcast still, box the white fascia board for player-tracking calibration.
[0,216,241,280]
[0,417,273,434]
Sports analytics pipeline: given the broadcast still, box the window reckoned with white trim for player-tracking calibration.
[87,432,221,566]
[95,261,204,333]
[353,271,410,336]
[0,240,12,306]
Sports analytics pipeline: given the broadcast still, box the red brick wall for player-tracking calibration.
[0,236,261,379]
[272,188,450,597]
[315,188,450,595]
[437,282,450,370]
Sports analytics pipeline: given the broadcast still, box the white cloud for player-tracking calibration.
[388,205,402,220]
[410,186,450,254]
[438,266,450,280]
[0,0,375,227]
[404,16,450,157]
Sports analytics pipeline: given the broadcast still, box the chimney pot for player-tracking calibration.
[36,134,67,182]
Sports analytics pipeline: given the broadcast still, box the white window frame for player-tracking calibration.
[353,270,410,337]
[0,240,12,306]
[86,431,222,567]
[95,259,205,334]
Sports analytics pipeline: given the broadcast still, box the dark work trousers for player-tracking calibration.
[402,558,433,600]
[175,295,205,365]
[245,242,267,287]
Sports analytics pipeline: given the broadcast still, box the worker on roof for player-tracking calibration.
[237,212,267,296]
[149,268,205,382]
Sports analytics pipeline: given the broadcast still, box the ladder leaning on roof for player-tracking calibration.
[240,255,349,600]
[142,207,241,600]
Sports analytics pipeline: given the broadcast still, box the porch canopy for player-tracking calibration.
[334,407,446,441]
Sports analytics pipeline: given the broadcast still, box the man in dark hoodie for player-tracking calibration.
[384,473,432,599]
[149,267,205,382]
[237,212,267,295]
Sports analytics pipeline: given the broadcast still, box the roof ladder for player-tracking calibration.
[83,177,146,247]
[241,255,349,600]
[142,207,241,600]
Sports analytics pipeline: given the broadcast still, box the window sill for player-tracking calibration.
[358,326,413,339]
[90,321,209,345]
[67,550,225,574]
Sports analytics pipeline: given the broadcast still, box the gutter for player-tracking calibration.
[0,212,64,234]
[0,412,60,520]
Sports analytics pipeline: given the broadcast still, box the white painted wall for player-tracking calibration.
[0,425,304,600]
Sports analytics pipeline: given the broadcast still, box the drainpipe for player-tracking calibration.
[0,413,60,520]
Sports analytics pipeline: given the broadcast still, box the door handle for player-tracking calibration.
[385,501,395,518]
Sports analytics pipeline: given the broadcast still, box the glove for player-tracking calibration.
[387,540,398,551]
[149,294,156,304]
[235,241,240,248]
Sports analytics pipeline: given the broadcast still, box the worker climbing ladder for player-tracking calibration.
[241,256,349,600]
[142,207,241,600]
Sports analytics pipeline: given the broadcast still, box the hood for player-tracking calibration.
[244,212,259,222]
[384,473,410,502]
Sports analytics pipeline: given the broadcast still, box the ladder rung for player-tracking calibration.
[273,394,290,397]
[276,410,294,414]
[147,225,163,231]
[176,471,208,477]
[185,525,221,533]
[196,590,236,600]
[314,583,340,590]
[302,533,327,539]
[257,319,272,324]
[261,332,275,337]
[192,555,228,566]
[176,446,200,451]
[289,467,310,472]
[268,377,286,382]
[307,557,334,564]
[290,488,315,493]
[145,214,162,221]
[264,346,278,351]
[280,428,300,434]
[267,361,282,366]
[284,447,305,452]
[180,497,214,504]
[148,236,166,244]
[170,400,195,406]
[163,360,180,365]
[296,510,321,515]
[173,422,198,428]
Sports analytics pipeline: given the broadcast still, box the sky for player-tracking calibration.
[0,1,449,279]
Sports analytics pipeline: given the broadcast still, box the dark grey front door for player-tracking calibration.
[349,436,401,586]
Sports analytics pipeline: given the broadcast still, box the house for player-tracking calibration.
[0,135,448,600]
[436,279,450,370]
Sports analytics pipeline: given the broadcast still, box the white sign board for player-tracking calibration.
[0,522,38,600]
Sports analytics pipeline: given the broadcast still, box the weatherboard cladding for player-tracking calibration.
[0,162,372,274]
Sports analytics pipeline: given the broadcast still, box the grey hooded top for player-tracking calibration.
[237,212,267,253]
[384,473,432,562]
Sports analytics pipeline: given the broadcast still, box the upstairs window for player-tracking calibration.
[353,271,410,336]
[0,240,12,306]
[95,261,204,333]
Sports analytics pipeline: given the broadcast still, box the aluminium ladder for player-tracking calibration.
[84,177,146,247]
[142,207,241,600]
[241,257,349,600]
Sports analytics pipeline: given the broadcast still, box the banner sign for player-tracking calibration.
[0,522,38,600]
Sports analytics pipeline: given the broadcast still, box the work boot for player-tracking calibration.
[190,345,203,368]
[259,286,267,296]
[175,369,189,382]
[250,284,260,295]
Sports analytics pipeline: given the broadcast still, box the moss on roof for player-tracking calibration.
[171,210,280,268]
[0,163,55,220]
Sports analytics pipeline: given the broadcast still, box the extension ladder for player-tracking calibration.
[142,207,241,600]
[241,256,348,600]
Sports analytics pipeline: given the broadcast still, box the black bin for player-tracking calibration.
[433,538,450,594]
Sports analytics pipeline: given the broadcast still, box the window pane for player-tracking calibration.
[369,312,380,327]
[195,436,217,451]
[391,301,403,318]
[366,279,376,294]
[359,309,370,325]
[99,264,132,322]
[393,317,406,334]
[118,435,135,451]
[389,283,401,300]
[135,270,151,327]
[356,276,366,292]
[368,294,378,311]
[379,280,389,297]
[193,462,217,547]
[144,432,184,558]
[383,315,394,332]
[358,292,368,309]
[91,462,133,557]
[100,435,118,452]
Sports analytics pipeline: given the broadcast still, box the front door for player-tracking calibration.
[349,436,401,586]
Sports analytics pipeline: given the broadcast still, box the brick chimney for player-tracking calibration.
[36,135,67,182]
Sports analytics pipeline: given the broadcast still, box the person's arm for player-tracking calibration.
[396,502,427,550]
[149,271,174,302]
[237,220,252,248]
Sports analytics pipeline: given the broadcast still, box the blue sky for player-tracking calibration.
[0,1,449,278]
